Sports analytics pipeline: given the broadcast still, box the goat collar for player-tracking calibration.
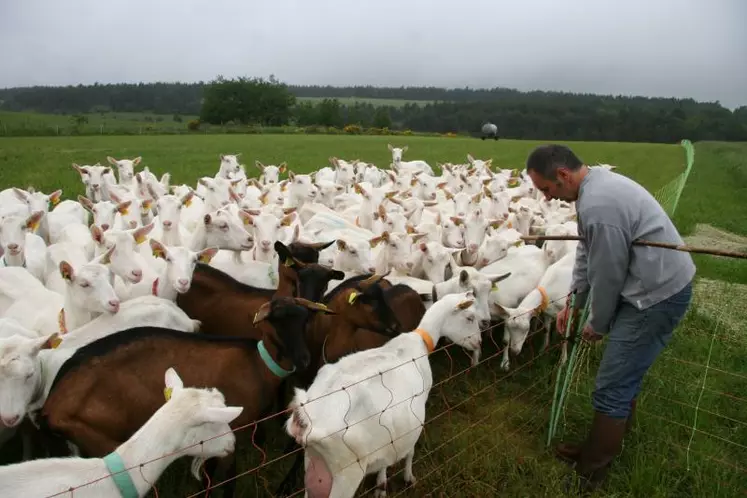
[151,278,159,296]
[413,328,435,353]
[258,340,295,378]
[103,451,138,498]
[537,286,549,312]
[0,256,26,268]
[58,309,68,334]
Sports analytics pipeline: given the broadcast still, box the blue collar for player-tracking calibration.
[258,340,295,378]
[103,452,139,498]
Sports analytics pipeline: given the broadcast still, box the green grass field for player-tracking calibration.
[0,135,745,497]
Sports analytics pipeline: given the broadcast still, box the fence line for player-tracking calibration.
[42,293,571,497]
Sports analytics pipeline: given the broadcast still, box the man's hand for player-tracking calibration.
[582,324,603,342]
[556,302,581,333]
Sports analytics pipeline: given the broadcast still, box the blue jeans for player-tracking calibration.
[592,280,693,419]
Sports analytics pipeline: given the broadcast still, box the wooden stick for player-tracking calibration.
[520,235,747,260]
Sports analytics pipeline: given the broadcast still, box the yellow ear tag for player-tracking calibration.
[28,220,40,232]
[198,252,214,264]
[183,197,192,208]
[164,387,173,401]
[152,247,165,259]
[507,221,513,228]
[50,196,61,207]
[513,240,522,247]
[492,283,499,291]
[134,233,147,245]
[48,335,62,349]
[284,258,294,267]
[348,291,359,305]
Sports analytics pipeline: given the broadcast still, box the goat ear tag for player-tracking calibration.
[134,233,147,245]
[27,219,40,232]
[492,283,499,291]
[284,257,294,267]
[513,240,522,247]
[48,335,62,349]
[348,291,359,305]
[152,247,165,259]
[50,196,61,207]
[183,197,192,208]
[164,387,173,401]
[198,252,214,264]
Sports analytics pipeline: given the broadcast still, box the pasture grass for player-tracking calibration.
[0,110,197,135]
[0,135,745,497]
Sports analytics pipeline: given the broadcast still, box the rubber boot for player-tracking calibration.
[555,399,637,465]
[572,411,628,493]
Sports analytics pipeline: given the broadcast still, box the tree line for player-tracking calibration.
[1,77,745,142]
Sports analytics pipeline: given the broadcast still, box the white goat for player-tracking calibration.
[0,367,242,498]
[285,291,480,498]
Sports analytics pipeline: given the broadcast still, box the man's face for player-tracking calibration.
[528,169,577,202]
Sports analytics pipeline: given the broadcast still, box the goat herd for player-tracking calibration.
[0,144,597,497]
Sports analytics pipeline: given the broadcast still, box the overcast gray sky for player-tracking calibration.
[1,0,745,108]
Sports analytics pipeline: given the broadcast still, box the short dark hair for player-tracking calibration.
[525,144,583,180]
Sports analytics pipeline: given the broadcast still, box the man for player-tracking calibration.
[525,144,695,492]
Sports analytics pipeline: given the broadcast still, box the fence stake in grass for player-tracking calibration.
[547,294,591,446]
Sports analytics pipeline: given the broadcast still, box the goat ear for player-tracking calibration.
[25,211,43,232]
[133,223,154,245]
[455,299,474,311]
[117,200,132,215]
[59,261,75,282]
[202,406,244,424]
[78,195,94,212]
[492,303,511,318]
[164,367,184,401]
[253,302,272,324]
[12,188,29,203]
[336,239,348,251]
[31,332,60,352]
[238,210,254,226]
[90,225,105,244]
[107,156,118,166]
[280,213,295,227]
[255,160,266,171]
[141,199,153,212]
[294,298,336,315]
[150,239,167,260]
[197,247,219,264]
[278,162,287,173]
[98,244,116,265]
[402,145,408,153]
[306,240,335,251]
[369,235,383,248]
[133,156,142,166]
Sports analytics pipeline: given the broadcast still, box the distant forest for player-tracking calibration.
[1,80,745,142]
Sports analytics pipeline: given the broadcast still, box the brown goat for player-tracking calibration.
[176,241,344,340]
[40,296,334,498]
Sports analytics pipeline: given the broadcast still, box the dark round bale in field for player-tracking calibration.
[481,122,499,140]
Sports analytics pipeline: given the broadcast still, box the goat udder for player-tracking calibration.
[305,452,333,498]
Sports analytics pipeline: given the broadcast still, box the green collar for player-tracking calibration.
[258,340,295,378]
[103,452,139,498]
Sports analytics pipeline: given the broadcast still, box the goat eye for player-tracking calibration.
[220,224,229,230]
[80,281,90,288]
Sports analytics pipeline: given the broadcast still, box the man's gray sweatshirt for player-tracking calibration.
[572,167,696,333]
